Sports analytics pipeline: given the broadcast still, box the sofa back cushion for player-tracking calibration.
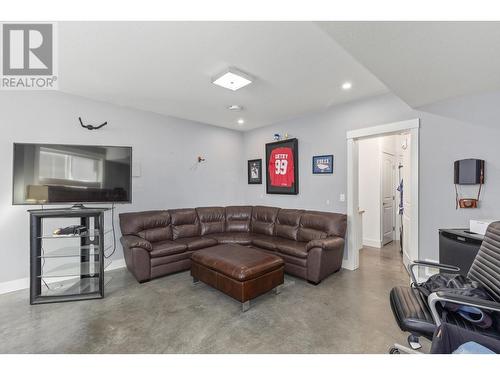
[196,207,226,235]
[297,211,348,242]
[170,208,200,239]
[251,206,280,236]
[225,206,252,232]
[275,209,304,240]
[119,210,172,242]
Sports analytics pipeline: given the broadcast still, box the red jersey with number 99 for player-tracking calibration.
[269,147,295,187]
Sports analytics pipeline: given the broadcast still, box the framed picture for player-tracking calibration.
[265,138,299,195]
[312,155,334,174]
[247,159,262,184]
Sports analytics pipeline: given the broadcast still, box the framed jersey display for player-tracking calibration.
[265,138,299,195]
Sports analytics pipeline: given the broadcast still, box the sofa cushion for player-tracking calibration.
[150,252,190,267]
[275,209,304,240]
[251,206,280,236]
[207,232,252,245]
[150,240,187,258]
[225,206,252,232]
[275,251,307,267]
[196,207,226,235]
[175,236,218,250]
[170,208,200,239]
[119,210,172,242]
[297,211,347,242]
[251,234,279,251]
[276,239,308,259]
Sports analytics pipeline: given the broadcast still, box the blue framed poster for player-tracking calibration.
[312,155,333,174]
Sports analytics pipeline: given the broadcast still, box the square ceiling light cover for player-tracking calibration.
[212,68,253,91]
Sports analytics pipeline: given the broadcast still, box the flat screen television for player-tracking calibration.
[13,143,132,205]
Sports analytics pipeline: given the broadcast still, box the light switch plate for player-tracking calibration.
[339,193,346,202]
[132,162,142,177]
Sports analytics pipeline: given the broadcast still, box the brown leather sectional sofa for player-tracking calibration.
[119,206,347,284]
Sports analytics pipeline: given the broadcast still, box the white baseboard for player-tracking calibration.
[0,258,126,295]
[362,238,382,248]
[341,259,357,271]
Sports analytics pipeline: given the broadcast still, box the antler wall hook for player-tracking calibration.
[79,117,108,130]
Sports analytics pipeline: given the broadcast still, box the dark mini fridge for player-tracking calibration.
[439,228,484,276]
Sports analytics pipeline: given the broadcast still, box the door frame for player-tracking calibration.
[380,151,396,246]
[343,119,419,270]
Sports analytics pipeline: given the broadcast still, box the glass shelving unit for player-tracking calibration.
[29,207,111,305]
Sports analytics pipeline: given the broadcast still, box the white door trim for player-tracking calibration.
[343,118,419,271]
[346,119,419,140]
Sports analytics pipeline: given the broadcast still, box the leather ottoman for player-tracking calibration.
[190,244,284,311]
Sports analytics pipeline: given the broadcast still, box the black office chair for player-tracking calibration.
[391,322,500,354]
[389,221,500,352]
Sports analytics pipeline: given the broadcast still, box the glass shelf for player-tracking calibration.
[40,275,113,297]
[39,244,112,258]
[38,229,112,239]
[38,258,112,278]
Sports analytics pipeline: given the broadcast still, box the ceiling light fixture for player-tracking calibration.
[227,105,244,111]
[342,81,352,90]
[237,119,245,125]
[213,68,253,91]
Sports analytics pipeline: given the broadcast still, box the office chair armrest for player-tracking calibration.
[408,260,460,285]
[428,291,500,326]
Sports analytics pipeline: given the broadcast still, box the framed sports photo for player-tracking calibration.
[265,138,299,195]
[312,155,334,174]
[247,159,262,184]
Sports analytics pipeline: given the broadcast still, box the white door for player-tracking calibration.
[381,152,395,245]
[401,134,413,267]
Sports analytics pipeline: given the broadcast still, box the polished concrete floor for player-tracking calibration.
[0,242,413,353]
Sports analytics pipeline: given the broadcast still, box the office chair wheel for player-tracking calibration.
[389,347,400,354]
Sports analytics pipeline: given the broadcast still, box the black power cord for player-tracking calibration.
[104,203,116,259]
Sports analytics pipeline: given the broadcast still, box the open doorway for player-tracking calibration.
[358,133,411,263]
[344,119,419,271]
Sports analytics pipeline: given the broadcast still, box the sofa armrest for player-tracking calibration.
[306,237,344,251]
[120,235,153,251]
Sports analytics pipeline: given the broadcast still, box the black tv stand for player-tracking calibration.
[28,206,111,305]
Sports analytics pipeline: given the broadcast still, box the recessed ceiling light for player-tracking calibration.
[213,68,253,91]
[237,119,245,125]
[342,82,352,90]
[227,105,244,111]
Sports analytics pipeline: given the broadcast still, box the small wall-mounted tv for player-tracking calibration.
[12,143,132,205]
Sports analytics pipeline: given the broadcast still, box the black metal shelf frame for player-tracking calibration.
[29,207,110,305]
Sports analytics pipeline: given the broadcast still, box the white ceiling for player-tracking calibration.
[59,22,500,131]
[318,21,500,108]
[58,22,388,131]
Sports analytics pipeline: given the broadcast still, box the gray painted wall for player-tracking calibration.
[242,92,500,262]
[0,91,244,284]
[2,89,499,285]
